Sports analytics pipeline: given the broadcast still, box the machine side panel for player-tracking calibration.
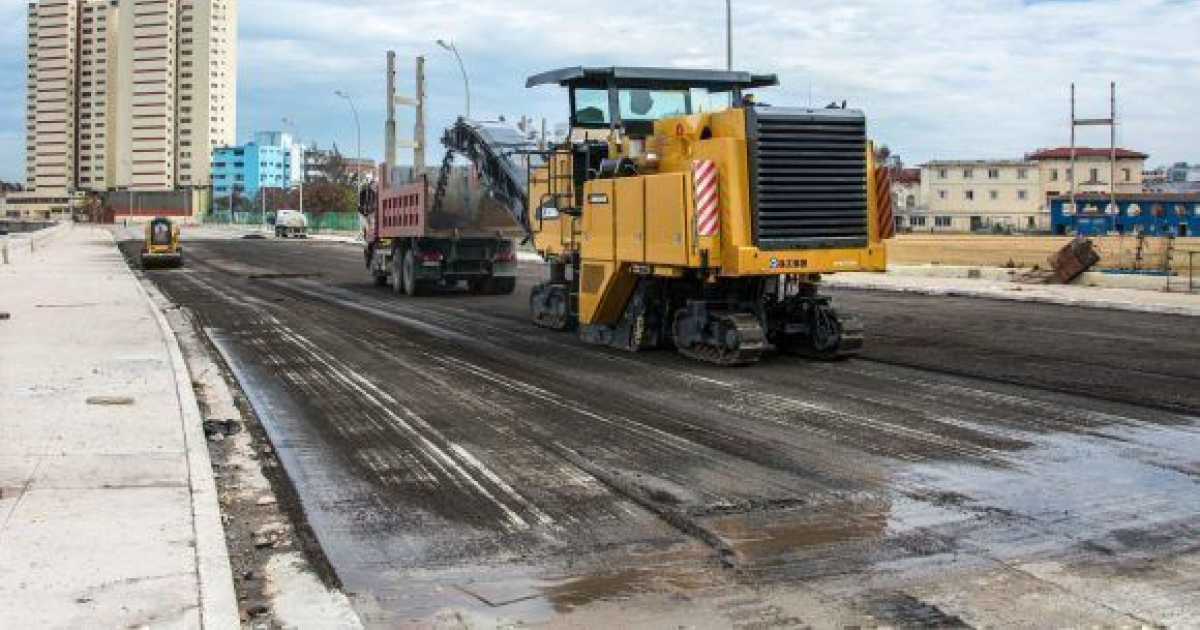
[581,180,616,262]
[690,137,750,269]
[614,177,645,263]
[643,173,690,266]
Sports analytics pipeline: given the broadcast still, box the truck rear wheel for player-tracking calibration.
[390,248,405,294]
[402,250,433,297]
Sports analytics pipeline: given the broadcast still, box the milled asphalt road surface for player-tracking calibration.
[133,233,1200,628]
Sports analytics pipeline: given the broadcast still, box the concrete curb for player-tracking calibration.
[826,277,1200,317]
[113,230,240,627]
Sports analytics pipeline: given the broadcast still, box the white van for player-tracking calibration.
[274,209,308,238]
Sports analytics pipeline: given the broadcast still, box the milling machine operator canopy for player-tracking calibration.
[526,66,779,137]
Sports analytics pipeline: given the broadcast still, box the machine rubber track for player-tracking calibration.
[676,313,767,367]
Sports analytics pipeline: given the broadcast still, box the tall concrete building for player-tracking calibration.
[23,0,236,211]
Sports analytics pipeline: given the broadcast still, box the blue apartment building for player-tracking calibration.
[211,133,299,201]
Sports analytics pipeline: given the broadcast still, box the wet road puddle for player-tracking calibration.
[892,419,1200,569]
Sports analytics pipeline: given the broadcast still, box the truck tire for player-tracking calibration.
[402,250,433,297]
[390,247,405,294]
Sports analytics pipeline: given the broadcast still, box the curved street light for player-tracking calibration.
[436,39,471,119]
[333,90,363,169]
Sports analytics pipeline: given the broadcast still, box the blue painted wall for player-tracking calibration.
[1050,196,1200,237]
[211,143,292,201]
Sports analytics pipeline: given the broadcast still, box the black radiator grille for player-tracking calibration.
[748,108,869,250]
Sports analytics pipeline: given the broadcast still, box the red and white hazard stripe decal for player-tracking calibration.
[693,160,720,237]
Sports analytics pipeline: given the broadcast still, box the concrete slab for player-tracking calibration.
[826,272,1200,317]
[0,224,237,627]
[0,487,200,628]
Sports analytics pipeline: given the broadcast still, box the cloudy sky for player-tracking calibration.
[1,0,1198,181]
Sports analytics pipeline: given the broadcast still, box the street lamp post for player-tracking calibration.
[436,39,471,119]
[725,0,733,71]
[281,117,304,214]
[333,90,363,168]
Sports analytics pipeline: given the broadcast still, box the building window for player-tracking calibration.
[1089,167,1100,183]
[989,190,998,200]
[938,168,947,179]
[937,190,947,200]
[988,168,999,179]
[1018,190,1028,201]
[1017,168,1028,180]
[910,216,926,227]
[963,169,974,179]
[1123,168,1131,182]
[935,216,952,228]
[1126,203,1140,217]
[1050,169,1059,181]
[964,190,974,201]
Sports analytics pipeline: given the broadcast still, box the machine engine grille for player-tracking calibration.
[747,108,869,250]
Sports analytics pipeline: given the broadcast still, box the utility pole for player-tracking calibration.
[414,56,426,175]
[385,51,397,175]
[387,51,427,182]
[1069,82,1119,222]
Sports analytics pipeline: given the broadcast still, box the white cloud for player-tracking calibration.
[2,0,1198,180]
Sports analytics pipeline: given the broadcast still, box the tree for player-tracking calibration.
[293,144,363,227]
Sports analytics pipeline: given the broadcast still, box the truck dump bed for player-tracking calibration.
[365,119,537,242]
[369,169,525,241]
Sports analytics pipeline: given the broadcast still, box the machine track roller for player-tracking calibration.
[789,307,863,360]
[674,311,767,366]
[530,283,573,331]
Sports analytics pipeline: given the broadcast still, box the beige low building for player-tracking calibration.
[1025,147,1146,203]
[917,160,1044,233]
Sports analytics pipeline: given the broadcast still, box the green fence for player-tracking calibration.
[201,211,361,234]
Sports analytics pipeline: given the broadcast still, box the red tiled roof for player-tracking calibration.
[1026,147,1148,160]
[894,168,921,183]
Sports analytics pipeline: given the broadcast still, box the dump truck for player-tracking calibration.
[359,129,525,296]
[140,216,183,269]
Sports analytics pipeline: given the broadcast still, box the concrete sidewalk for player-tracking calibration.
[0,224,237,627]
[826,270,1200,317]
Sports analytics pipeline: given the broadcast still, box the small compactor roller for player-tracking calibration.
[140,216,184,269]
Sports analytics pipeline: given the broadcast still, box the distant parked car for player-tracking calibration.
[273,209,308,238]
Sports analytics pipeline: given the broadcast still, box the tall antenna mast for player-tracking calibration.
[1070,82,1119,219]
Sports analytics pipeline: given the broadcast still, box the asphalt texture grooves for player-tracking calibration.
[140,238,1200,627]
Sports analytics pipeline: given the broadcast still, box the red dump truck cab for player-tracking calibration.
[362,168,521,297]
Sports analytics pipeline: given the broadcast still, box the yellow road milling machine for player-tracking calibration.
[439,66,891,365]
[140,216,184,269]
